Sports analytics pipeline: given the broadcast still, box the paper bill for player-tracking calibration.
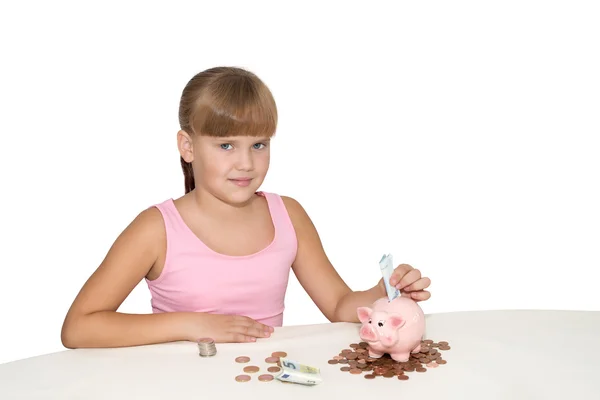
[379,253,400,302]
[275,358,323,385]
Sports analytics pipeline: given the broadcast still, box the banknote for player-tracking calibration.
[275,358,323,385]
[379,253,400,302]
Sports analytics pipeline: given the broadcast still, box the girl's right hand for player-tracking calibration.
[189,313,274,343]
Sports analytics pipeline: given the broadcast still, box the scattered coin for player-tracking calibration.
[243,366,260,373]
[235,374,251,382]
[235,356,250,363]
[331,338,451,381]
[265,356,279,363]
[272,351,287,358]
[267,366,281,373]
[258,374,274,382]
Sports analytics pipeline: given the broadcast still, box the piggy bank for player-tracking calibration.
[356,296,425,362]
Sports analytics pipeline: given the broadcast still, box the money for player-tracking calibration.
[275,358,323,385]
[330,339,450,381]
[379,253,400,302]
[197,337,217,357]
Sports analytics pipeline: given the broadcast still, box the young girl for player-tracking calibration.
[60,66,432,348]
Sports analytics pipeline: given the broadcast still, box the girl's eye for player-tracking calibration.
[220,144,233,150]
[253,143,266,150]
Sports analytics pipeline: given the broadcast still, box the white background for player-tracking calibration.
[0,1,598,365]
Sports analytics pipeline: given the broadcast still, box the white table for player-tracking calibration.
[1,310,598,399]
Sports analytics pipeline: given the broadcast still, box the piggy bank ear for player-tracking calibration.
[388,315,406,329]
[356,307,373,323]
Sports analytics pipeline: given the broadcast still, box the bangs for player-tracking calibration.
[189,75,277,138]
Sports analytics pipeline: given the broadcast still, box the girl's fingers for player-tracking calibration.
[395,268,422,290]
[389,264,414,286]
[402,277,431,292]
[410,290,431,301]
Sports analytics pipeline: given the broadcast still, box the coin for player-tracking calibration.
[235,374,251,382]
[272,351,287,358]
[265,356,279,363]
[267,366,281,373]
[258,374,274,382]
[333,338,450,382]
[197,337,217,357]
[235,356,250,363]
[328,359,338,364]
[243,366,260,373]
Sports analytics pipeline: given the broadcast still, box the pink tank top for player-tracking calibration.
[144,191,297,327]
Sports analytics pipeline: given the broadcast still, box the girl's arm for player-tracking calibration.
[282,196,431,323]
[60,208,218,348]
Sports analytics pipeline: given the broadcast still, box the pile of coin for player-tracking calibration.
[197,338,217,357]
[329,339,450,380]
[233,351,288,382]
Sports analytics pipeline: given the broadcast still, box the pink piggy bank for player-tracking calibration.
[356,296,425,362]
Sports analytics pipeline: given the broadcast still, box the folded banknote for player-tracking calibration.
[275,358,323,385]
[380,253,400,302]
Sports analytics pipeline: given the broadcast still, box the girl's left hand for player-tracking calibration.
[382,264,431,301]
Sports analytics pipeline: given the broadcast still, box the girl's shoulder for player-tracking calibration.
[276,194,314,236]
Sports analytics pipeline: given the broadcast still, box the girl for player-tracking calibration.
[60,66,432,348]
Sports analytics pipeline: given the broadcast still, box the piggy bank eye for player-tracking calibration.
[378,320,384,327]
[368,319,372,324]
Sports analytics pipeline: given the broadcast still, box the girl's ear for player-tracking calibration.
[177,130,194,162]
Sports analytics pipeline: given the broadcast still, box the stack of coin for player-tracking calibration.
[197,337,217,357]
[330,339,450,381]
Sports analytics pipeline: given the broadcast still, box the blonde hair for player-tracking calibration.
[178,66,278,193]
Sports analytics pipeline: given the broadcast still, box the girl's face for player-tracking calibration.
[185,133,271,204]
